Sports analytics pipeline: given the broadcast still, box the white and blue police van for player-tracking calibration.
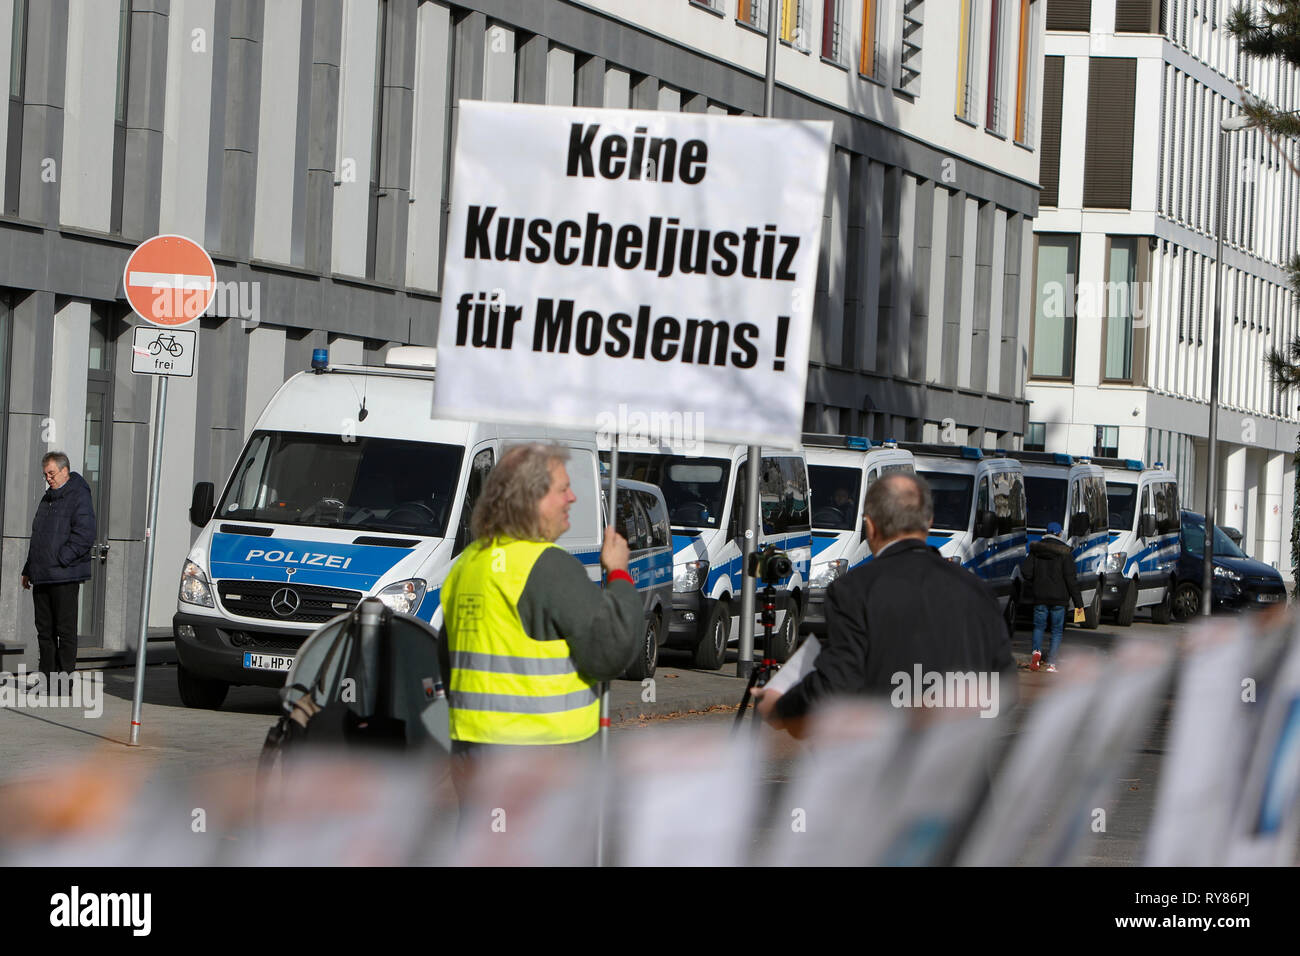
[901,443,1028,632]
[613,442,812,669]
[1094,458,1179,626]
[802,434,915,636]
[602,476,674,680]
[173,347,606,709]
[1016,451,1111,628]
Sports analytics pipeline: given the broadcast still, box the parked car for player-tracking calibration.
[604,477,673,680]
[1171,510,1287,620]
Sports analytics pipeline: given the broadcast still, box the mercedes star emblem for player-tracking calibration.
[270,587,301,617]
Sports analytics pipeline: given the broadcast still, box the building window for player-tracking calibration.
[366,0,390,280]
[897,0,923,92]
[822,0,845,62]
[1095,425,1119,458]
[1013,0,1037,144]
[1025,422,1046,451]
[1115,0,1161,32]
[1030,234,1078,379]
[955,0,978,120]
[860,0,879,79]
[1039,55,1063,204]
[5,0,26,217]
[690,0,725,11]
[781,0,805,46]
[738,0,769,29]
[110,0,132,233]
[986,0,1003,132]
[1104,237,1139,381]
[1082,57,1137,209]
[1045,0,1089,31]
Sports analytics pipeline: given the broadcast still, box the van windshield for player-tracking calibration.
[918,471,973,532]
[616,453,731,529]
[1025,476,1067,530]
[217,431,465,537]
[809,465,861,531]
[1107,482,1137,531]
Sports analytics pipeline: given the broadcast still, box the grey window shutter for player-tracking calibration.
[1045,0,1090,31]
[1115,0,1160,33]
[1083,57,1137,209]
[1039,56,1064,207]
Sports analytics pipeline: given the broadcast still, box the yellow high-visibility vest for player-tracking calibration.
[443,537,599,745]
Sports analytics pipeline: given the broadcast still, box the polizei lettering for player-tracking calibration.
[244,549,353,569]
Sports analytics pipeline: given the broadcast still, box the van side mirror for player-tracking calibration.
[1069,511,1090,537]
[190,482,215,527]
[976,510,997,538]
[1139,513,1157,538]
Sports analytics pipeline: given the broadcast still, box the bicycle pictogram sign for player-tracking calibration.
[131,326,196,378]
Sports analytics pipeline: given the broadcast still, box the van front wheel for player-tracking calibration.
[624,614,660,681]
[693,601,730,670]
[177,663,229,709]
[1115,578,1138,627]
[1082,584,1102,629]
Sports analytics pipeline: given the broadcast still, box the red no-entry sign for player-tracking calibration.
[123,234,216,327]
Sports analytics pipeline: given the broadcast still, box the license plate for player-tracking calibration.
[243,652,295,671]
[1256,593,1282,604]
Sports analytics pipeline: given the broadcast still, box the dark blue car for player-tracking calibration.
[1171,510,1287,620]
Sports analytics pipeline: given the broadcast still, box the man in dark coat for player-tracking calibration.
[1020,521,1083,673]
[755,472,1014,728]
[21,451,96,683]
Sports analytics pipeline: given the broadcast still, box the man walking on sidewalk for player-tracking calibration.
[21,451,96,688]
[1020,521,1082,673]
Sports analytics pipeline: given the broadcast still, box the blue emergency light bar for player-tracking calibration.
[845,436,870,450]
[1124,459,1143,470]
[960,446,982,459]
[311,348,329,371]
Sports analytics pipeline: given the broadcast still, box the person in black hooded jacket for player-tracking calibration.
[1020,521,1082,672]
[21,451,96,682]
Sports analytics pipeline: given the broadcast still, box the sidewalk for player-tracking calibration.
[607,653,747,724]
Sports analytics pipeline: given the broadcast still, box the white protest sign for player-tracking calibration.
[433,101,833,448]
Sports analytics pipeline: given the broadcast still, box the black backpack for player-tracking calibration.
[260,598,451,769]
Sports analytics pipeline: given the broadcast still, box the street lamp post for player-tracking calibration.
[1203,113,1253,616]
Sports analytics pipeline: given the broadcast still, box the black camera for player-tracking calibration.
[747,544,792,585]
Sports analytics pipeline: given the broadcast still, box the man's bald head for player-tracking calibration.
[863,471,933,541]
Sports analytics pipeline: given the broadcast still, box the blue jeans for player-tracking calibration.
[1032,605,1065,664]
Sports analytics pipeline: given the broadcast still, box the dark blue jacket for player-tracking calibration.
[22,472,96,585]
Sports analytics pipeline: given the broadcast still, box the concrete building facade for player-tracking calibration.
[1026,0,1300,571]
[0,0,1046,656]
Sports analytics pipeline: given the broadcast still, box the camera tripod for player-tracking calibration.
[733,582,779,731]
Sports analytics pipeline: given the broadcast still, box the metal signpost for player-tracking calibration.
[738,0,783,678]
[122,235,215,745]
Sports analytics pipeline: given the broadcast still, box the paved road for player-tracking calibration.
[0,608,1188,864]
